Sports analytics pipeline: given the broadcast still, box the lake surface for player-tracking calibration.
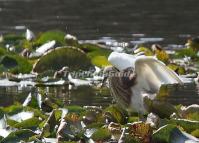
[0,0,199,47]
[0,0,199,107]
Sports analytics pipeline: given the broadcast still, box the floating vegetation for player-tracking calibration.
[0,29,198,143]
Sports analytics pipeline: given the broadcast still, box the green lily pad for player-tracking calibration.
[91,128,111,142]
[104,105,128,124]
[6,118,19,127]
[167,63,186,75]
[36,30,66,45]
[65,105,85,114]
[1,129,36,143]
[191,129,199,138]
[13,117,41,129]
[152,124,179,143]
[175,48,198,59]
[33,47,93,73]
[80,43,111,67]
[160,118,199,133]
[2,104,23,116]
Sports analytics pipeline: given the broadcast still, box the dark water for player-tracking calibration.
[0,0,199,107]
[0,0,199,46]
[0,83,198,107]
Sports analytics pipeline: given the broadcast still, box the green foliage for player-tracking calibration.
[152,124,178,143]
[13,117,41,129]
[128,116,139,123]
[33,47,93,73]
[24,106,47,119]
[124,134,140,143]
[2,104,23,115]
[6,118,19,127]
[9,54,32,74]
[0,48,7,56]
[36,30,66,45]
[191,129,199,138]
[1,129,36,143]
[66,105,85,114]
[91,128,111,142]
[0,48,32,74]
[167,63,186,75]
[104,105,128,124]
[80,43,111,67]
[161,119,199,133]
[175,48,198,59]
[185,112,199,121]
[135,47,153,56]
[3,34,25,45]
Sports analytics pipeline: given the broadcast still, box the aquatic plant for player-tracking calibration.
[36,30,66,46]
[33,47,93,73]
[80,43,111,67]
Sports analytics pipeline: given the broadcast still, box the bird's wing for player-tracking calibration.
[134,56,183,93]
[108,52,137,71]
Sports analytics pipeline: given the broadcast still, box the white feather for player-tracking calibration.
[108,52,183,113]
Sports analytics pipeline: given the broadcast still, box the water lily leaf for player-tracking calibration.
[91,128,111,142]
[1,129,36,143]
[104,105,128,124]
[13,117,41,129]
[8,111,34,122]
[33,47,93,73]
[36,30,66,45]
[24,106,47,119]
[2,104,23,116]
[6,118,19,127]
[167,63,186,75]
[80,43,111,67]
[66,106,85,115]
[152,124,199,143]
[191,129,199,138]
[160,118,199,133]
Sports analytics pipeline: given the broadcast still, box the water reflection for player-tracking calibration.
[0,82,198,107]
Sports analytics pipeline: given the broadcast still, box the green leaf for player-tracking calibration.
[1,129,36,143]
[13,117,41,129]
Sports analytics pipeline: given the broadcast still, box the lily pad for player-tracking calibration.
[160,118,199,133]
[36,30,66,46]
[13,117,41,129]
[104,105,128,124]
[80,43,111,67]
[33,47,93,73]
[2,104,23,116]
[91,128,111,142]
[1,129,36,143]
[152,124,199,143]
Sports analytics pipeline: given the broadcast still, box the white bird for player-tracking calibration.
[26,29,35,41]
[104,52,183,114]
